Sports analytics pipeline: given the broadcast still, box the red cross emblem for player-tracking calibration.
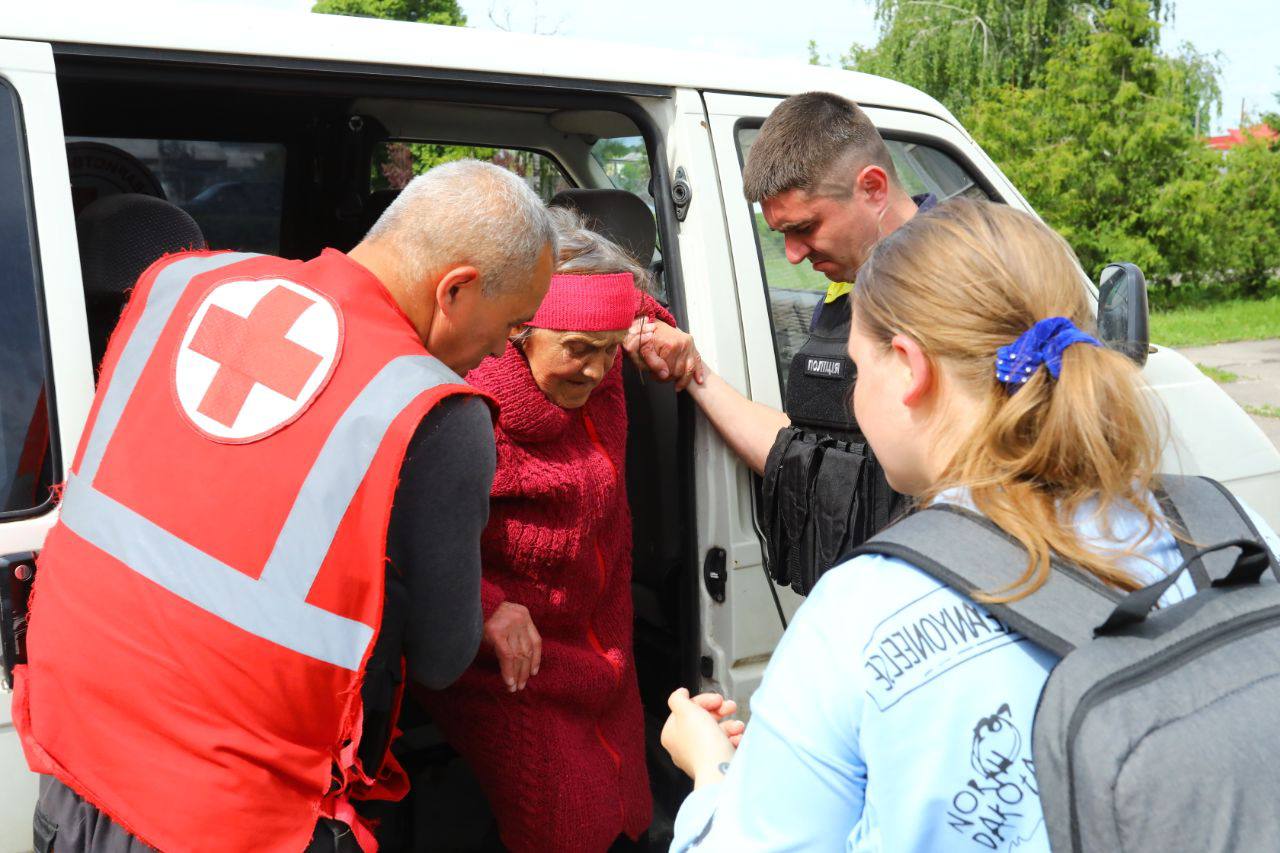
[174,278,342,442]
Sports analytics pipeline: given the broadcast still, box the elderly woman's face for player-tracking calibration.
[521,328,626,409]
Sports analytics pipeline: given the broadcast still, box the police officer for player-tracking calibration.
[681,92,936,594]
[15,161,555,852]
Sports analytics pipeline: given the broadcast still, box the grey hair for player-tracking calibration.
[512,207,652,345]
[365,159,557,296]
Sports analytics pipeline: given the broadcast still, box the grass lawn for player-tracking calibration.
[1150,297,1280,348]
[1197,363,1240,383]
[1245,404,1280,419]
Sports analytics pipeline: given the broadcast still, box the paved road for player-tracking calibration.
[1178,339,1280,449]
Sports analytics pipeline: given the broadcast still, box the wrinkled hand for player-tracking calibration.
[483,601,541,692]
[624,318,705,391]
[661,688,742,787]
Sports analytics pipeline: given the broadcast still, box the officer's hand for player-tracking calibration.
[661,688,739,788]
[483,602,541,692]
[626,319,705,391]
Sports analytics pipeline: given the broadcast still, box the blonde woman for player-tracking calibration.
[660,199,1280,851]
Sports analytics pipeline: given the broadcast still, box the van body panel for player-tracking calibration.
[4,5,956,120]
[0,36,78,852]
[1143,345,1280,517]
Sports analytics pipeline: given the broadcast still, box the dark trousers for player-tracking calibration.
[34,775,360,853]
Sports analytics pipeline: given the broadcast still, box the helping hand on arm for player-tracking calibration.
[624,318,706,391]
[621,311,789,475]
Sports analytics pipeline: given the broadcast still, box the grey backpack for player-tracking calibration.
[846,474,1280,852]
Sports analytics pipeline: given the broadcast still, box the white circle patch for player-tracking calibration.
[173,277,342,443]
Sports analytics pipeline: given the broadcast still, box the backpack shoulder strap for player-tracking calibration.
[1157,474,1276,580]
[845,505,1122,657]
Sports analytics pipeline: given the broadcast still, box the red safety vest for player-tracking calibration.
[13,249,484,852]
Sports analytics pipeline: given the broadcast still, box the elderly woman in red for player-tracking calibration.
[420,210,701,852]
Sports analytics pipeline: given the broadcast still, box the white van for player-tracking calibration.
[2,7,1278,849]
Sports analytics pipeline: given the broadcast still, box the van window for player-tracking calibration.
[591,136,653,206]
[735,127,991,388]
[0,81,56,514]
[66,137,286,254]
[372,142,571,201]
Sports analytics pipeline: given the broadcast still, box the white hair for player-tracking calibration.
[365,159,557,295]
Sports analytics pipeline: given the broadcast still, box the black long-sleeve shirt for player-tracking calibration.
[360,393,495,766]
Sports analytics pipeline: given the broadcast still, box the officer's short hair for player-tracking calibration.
[367,160,557,297]
[742,92,899,203]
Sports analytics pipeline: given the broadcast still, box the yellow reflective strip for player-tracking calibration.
[824,281,852,303]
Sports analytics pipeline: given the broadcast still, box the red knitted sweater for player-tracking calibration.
[418,297,673,852]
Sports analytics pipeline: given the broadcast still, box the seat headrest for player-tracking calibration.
[77,194,207,297]
[550,189,656,266]
[362,188,402,234]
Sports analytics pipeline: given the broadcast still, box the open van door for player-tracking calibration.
[691,92,809,712]
[0,37,94,849]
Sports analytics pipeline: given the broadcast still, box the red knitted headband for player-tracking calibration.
[527,272,640,332]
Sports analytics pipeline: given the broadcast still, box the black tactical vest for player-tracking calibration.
[784,293,862,440]
[760,293,907,595]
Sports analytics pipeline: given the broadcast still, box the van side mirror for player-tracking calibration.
[1096,263,1150,367]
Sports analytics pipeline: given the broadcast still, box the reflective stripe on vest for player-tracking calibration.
[59,252,459,671]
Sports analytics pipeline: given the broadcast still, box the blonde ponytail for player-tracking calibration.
[852,199,1167,601]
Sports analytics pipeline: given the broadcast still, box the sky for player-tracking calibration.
[163,0,1277,133]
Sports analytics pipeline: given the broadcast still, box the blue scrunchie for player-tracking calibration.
[995,317,1101,391]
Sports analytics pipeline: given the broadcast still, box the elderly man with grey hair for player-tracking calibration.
[24,159,555,853]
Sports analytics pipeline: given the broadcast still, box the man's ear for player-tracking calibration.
[855,165,891,206]
[433,265,481,317]
[891,333,933,407]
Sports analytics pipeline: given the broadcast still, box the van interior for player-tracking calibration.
[54,49,697,850]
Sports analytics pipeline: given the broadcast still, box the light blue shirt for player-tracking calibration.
[672,492,1280,852]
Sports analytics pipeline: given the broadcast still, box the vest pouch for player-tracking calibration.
[761,429,822,588]
[764,428,906,595]
[810,439,872,583]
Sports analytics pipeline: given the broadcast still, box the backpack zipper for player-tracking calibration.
[1064,604,1280,851]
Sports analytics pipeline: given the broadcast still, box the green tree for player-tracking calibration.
[1262,68,1280,134]
[965,0,1224,291]
[840,0,1196,116]
[1208,137,1280,297]
[372,142,497,190]
[844,0,1103,112]
[311,0,465,26]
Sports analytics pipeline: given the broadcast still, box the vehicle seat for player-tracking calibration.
[361,188,402,236]
[550,189,679,634]
[549,189,656,267]
[78,193,207,373]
